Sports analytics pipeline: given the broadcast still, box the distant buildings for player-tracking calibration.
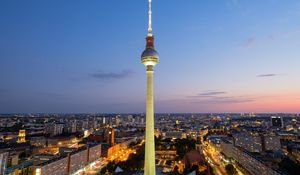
[271,116,284,128]
[44,123,64,136]
[0,113,300,175]
[30,137,46,147]
[163,131,184,139]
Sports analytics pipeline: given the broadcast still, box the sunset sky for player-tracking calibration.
[1,0,300,113]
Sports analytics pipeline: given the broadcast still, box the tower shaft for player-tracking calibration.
[144,66,156,175]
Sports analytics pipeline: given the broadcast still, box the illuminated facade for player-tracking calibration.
[141,0,159,174]
[17,130,26,143]
[34,144,101,175]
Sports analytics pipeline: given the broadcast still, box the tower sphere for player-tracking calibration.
[141,48,159,66]
[141,36,159,67]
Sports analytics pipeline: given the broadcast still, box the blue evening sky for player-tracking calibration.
[1,0,300,113]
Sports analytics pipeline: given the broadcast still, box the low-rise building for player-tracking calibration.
[220,139,282,175]
[34,143,101,175]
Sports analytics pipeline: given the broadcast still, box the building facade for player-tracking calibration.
[0,152,9,175]
[34,144,101,175]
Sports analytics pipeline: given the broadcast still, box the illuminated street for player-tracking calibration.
[203,140,245,175]
[203,144,227,175]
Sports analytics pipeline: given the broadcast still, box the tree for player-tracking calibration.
[166,160,172,166]
[225,164,236,175]
[174,138,196,159]
[278,157,300,175]
[115,144,145,171]
[173,165,180,175]
[190,164,200,175]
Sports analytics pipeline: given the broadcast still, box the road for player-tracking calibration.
[203,146,227,175]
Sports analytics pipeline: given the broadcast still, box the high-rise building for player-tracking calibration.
[271,116,283,128]
[115,116,121,126]
[17,129,26,143]
[141,0,159,174]
[45,123,64,136]
[108,127,115,146]
[103,117,106,124]
[71,120,77,133]
[54,124,64,135]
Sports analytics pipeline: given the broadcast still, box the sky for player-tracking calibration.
[0,0,300,113]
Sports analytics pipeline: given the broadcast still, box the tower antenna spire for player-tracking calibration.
[148,0,153,36]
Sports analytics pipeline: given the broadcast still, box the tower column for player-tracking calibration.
[142,0,158,174]
[144,65,156,175]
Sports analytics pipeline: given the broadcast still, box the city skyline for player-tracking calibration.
[1,0,300,113]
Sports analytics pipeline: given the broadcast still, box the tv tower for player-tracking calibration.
[141,0,159,174]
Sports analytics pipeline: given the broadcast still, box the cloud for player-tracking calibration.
[187,90,255,104]
[188,90,226,98]
[257,74,278,77]
[230,0,239,6]
[198,91,227,96]
[241,28,300,49]
[242,37,256,47]
[90,70,134,80]
[266,35,275,40]
[192,96,255,104]
[241,34,276,48]
[226,0,241,9]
